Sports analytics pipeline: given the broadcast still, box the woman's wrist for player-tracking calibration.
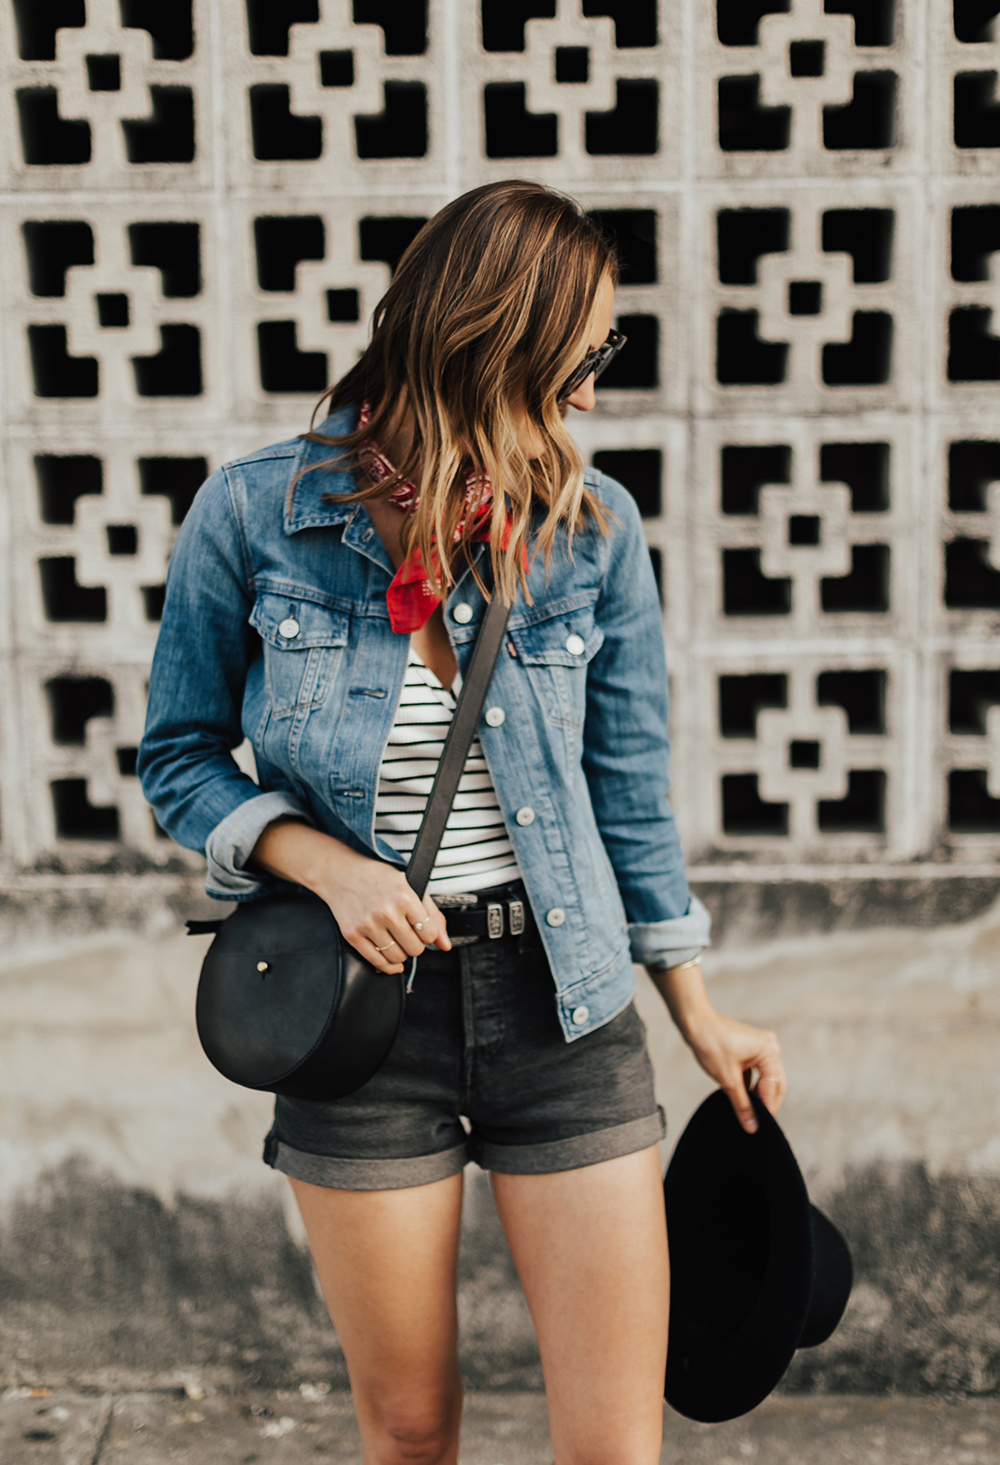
[250,818,369,898]
[646,959,717,1045]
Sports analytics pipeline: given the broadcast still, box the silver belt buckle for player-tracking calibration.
[486,902,504,939]
[508,900,525,937]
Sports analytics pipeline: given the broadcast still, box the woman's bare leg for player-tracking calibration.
[289,1171,465,1465]
[491,1145,669,1465]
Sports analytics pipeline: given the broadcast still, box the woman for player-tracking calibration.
[139,180,785,1465]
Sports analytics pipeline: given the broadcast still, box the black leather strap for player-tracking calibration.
[406,587,511,899]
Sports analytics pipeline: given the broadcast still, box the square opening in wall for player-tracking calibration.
[820,545,890,612]
[820,442,890,512]
[51,779,119,840]
[45,676,114,745]
[949,769,1000,831]
[592,450,661,517]
[718,674,788,737]
[818,769,886,832]
[327,289,360,322]
[555,46,589,83]
[721,774,789,836]
[86,54,121,91]
[589,210,657,285]
[789,739,821,768]
[948,441,1000,511]
[789,40,824,77]
[948,669,1000,733]
[717,77,790,152]
[254,216,325,291]
[97,293,129,328]
[716,0,790,47]
[13,0,86,60]
[788,280,822,315]
[23,221,94,296]
[953,0,1000,44]
[36,456,103,524]
[788,514,821,545]
[120,0,194,60]
[106,524,138,556]
[17,88,92,165]
[945,539,1000,607]
[138,457,207,526]
[320,50,354,87]
[721,444,791,515]
[817,670,887,734]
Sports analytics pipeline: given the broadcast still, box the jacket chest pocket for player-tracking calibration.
[250,594,350,719]
[509,603,604,728]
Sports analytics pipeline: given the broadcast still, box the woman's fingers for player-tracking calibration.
[420,894,451,951]
[754,1050,787,1116]
[723,1069,759,1134]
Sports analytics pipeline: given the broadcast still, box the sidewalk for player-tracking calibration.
[2,1387,997,1464]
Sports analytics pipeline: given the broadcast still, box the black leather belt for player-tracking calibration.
[436,887,537,945]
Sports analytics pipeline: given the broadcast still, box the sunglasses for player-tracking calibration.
[556,328,627,405]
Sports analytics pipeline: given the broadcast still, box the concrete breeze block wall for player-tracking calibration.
[1,0,1000,1399]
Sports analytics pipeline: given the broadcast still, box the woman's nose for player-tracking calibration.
[565,373,598,412]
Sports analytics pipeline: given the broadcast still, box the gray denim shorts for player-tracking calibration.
[263,927,665,1192]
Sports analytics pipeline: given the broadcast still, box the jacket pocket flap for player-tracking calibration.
[250,594,349,650]
[509,607,604,666]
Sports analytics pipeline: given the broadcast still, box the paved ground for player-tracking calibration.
[2,1387,997,1464]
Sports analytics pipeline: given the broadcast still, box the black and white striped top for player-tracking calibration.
[374,651,523,895]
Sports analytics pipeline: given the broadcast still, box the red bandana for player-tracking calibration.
[356,401,514,634]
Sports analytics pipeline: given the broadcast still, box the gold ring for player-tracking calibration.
[374,940,398,952]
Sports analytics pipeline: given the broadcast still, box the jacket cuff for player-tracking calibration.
[204,791,313,899]
[628,892,712,967]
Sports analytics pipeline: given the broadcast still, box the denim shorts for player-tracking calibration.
[263,916,665,1191]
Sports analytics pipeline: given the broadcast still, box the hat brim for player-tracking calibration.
[664,1091,813,1424]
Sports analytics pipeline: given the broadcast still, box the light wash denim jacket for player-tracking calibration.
[138,405,710,1040]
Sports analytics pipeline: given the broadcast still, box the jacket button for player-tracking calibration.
[278,618,300,639]
[546,907,566,927]
[571,1004,590,1025]
[452,602,474,624]
[565,633,586,656]
[515,806,535,826]
[485,706,505,726]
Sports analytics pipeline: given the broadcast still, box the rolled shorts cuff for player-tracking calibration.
[472,1106,666,1177]
[263,1133,470,1191]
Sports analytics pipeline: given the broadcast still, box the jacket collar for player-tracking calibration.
[282,400,489,589]
[283,403,362,535]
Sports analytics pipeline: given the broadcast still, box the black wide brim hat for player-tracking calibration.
[664,1089,853,1424]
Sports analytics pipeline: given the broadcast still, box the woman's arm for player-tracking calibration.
[250,818,450,974]
[138,466,313,898]
[646,960,787,1134]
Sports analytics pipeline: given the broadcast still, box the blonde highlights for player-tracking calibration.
[302,180,617,604]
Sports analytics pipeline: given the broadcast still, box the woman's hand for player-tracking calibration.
[647,961,786,1134]
[250,819,450,974]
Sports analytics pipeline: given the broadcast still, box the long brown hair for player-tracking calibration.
[302,180,617,603]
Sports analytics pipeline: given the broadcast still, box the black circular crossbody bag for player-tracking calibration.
[187,590,511,1102]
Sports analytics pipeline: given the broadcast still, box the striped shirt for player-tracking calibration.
[374,651,523,895]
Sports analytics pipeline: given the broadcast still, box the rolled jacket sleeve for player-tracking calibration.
[628,892,712,968]
[138,466,313,901]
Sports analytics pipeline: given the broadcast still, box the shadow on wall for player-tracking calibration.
[1,1158,998,1396]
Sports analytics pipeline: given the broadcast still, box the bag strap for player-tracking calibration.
[406,586,511,900]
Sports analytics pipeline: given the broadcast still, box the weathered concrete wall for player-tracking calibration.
[3,897,998,1395]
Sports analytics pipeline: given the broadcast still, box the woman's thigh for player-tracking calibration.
[491,1145,669,1465]
[289,1171,465,1460]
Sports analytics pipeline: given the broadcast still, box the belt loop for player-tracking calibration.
[486,902,504,939]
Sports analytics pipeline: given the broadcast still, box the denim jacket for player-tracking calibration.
[138,405,711,1040]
